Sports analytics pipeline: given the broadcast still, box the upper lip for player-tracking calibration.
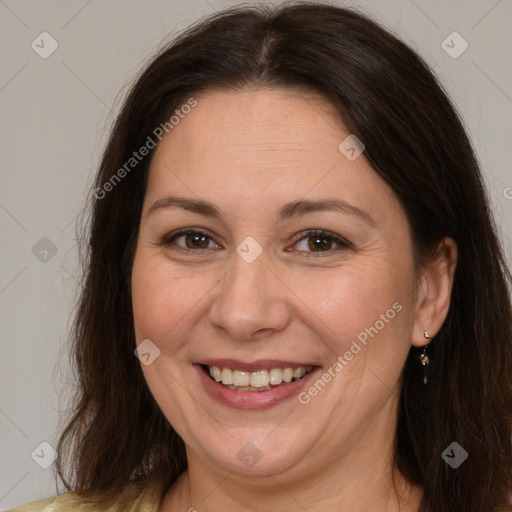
[197,359,318,372]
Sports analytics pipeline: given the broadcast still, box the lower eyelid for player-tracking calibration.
[292,241,346,254]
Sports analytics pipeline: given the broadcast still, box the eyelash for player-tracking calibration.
[160,228,351,256]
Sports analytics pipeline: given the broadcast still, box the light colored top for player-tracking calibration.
[7,481,163,512]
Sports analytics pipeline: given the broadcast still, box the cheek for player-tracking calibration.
[297,261,410,337]
[287,257,415,386]
[131,250,202,344]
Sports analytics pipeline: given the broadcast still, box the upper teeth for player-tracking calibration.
[208,366,313,388]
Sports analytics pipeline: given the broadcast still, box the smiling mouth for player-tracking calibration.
[202,364,315,392]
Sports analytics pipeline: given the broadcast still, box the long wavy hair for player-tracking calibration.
[56,3,512,510]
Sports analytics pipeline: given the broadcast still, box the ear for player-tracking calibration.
[412,237,458,347]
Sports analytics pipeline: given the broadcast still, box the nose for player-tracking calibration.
[208,250,291,341]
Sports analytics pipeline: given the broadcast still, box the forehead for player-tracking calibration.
[153,87,343,163]
[145,87,398,220]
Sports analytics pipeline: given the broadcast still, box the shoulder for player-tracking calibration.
[8,480,163,512]
[8,496,55,512]
[8,495,56,512]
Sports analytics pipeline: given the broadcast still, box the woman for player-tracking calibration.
[11,2,512,511]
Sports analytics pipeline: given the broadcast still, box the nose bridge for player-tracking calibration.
[209,248,290,339]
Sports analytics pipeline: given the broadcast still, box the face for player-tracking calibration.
[131,88,421,480]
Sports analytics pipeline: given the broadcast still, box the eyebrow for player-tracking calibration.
[146,196,376,227]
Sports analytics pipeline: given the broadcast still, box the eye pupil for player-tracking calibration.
[308,236,332,251]
[186,233,209,248]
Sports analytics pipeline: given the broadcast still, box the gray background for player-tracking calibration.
[0,0,510,508]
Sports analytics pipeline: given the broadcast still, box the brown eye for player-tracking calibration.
[182,233,210,249]
[293,230,350,254]
[164,230,221,250]
[307,235,334,252]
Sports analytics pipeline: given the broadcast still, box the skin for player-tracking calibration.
[131,88,457,511]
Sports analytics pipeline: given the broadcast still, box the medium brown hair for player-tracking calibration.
[56,3,512,510]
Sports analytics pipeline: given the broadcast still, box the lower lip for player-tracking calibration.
[195,364,321,410]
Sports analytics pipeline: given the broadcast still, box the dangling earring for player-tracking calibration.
[418,331,431,385]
